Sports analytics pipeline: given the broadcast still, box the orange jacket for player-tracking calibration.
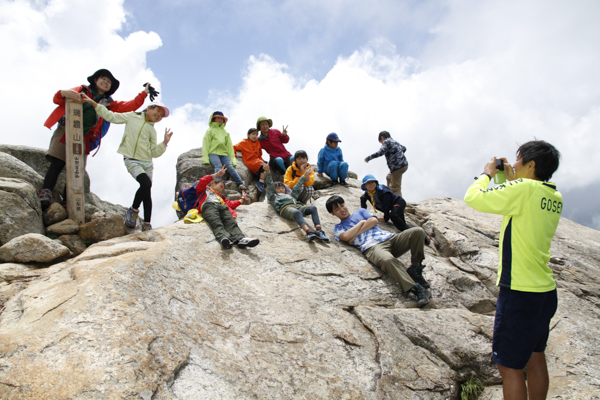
[284,162,315,188]
[234,139,264,174]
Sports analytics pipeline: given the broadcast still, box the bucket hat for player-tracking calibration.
[256,116,273,129]
[87,69,120,96]
[361,174,381,191]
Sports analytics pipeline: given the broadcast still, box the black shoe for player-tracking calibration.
[410,283,431,307]
[339,179,348,186]
[221,237,233,249]
[40,189,52,210]
[237,237,259,249]
[407,264,430,289]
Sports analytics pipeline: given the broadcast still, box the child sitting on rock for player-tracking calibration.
[360,174,430,246]
[317,132,349,186]
[82,94,172,232]
[203,111,247,191]
[234,128,267,192]
[265,164,328,242]
[284,150,315,204]
[194,166,259,250]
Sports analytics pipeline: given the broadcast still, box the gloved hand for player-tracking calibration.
[143,83,160,102]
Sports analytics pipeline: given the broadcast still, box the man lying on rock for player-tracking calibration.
[326,195,431,306]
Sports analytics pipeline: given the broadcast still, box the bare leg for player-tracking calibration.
[526,352,550,400]
[497,363,527,400]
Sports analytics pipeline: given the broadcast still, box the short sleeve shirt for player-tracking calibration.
[334,209,394,252]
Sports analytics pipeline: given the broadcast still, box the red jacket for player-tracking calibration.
[234,138,264,174]
[44,85,147,155]
[258,129,291,159]
[195,174,241,217]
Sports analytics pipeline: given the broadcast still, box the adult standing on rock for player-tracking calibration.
[256,116,294,175]
[39,69,151,210]
[464,140,562,400]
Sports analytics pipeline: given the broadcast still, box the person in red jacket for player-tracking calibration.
[39,69,149,210]
[195,166,260,250]
[256,116,294,175]
[234,128,267,192]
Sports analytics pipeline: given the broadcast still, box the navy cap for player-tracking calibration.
[326,132,342,142]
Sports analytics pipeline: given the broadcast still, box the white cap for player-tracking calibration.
[150,101,170,118]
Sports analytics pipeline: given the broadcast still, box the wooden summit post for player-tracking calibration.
[65,99,85,224]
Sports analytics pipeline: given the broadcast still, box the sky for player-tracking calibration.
[1,0,599,230]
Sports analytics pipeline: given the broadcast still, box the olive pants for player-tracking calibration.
[363,227,425,292]
[201,202,244,243]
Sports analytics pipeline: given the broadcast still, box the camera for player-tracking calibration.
[495,159,504,171]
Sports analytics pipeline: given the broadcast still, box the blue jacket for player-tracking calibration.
[366,137,407,172]
[317,145,345,174]
[360,184,405,222]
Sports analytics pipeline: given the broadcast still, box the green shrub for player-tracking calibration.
[460,376,483,400]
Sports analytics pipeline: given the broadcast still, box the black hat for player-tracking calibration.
[87,69,120,96]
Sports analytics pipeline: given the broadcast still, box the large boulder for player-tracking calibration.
[0,152,43,192]
[78,214,126,243]
[0,233,70,264]
[0,186,598,399]
[0,178,45,246]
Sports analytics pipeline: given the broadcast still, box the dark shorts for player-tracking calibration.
[493,287,558,369]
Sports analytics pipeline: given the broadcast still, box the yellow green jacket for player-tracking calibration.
[464,176,562,292]
[95,104,166,162]
[202,112,236,167]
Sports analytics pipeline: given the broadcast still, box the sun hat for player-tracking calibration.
[256,116,273,129]
[212,111,228,123]
[326,132,342,142]
[361,174,381,191]
[184,209,204,224]
[150,101,170,118]
[87,69,120,96]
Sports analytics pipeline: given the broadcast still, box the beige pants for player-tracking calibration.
[363,227,424,292]
[386,165,408,197]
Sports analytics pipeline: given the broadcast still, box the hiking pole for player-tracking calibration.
[65,99,85,224]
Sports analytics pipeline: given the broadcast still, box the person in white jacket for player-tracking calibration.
[82,93,173,231]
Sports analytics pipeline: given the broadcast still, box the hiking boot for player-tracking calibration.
[410,283,431,307]
[407,264,430,289]
[40,189,53,210]
[330,180,339,186]
[239,184,247,191]
[141,222,152,232]
[255,181,265,192]
[224,180,233,188]
[339,179,348,186]
[237,237,259,249]
[306,231,318,241]
[316,230,330,242]
[221,237,234,249]
[125,207,139,228]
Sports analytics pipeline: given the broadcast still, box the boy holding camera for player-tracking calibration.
[464,140,562,400]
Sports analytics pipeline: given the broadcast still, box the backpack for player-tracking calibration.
[177,183,203,212]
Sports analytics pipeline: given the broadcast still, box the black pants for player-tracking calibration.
[133,173,152,223]
[389,198,409,231]
[42,156,68,201]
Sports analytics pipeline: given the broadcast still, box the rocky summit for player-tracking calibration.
[1,178,599,399]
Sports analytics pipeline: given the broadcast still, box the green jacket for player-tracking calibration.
[266,172,307,214]
[95,104,166,162]
[464,176,562,292]
[202,112,236,166]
